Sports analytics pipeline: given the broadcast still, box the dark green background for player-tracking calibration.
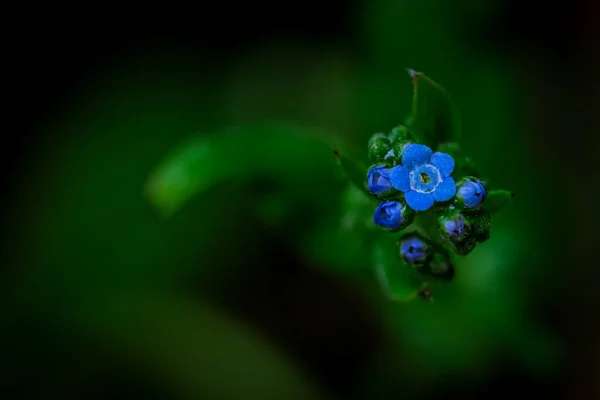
[3,1,600,399]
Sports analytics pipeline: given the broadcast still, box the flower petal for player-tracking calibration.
[405,191,434,211]
[432,177,456,202]
[401,144,432,167]
[389,165,410,192]
[430,152,455,178]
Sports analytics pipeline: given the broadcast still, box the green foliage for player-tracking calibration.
[145,71,514,305]
[485,189,515,214]
[406,70,461,148]
[334,150,371,197]
[8,3,562,397]
[145,122,341,217]
[373,233,422,302]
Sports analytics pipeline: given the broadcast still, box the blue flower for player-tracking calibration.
[399,235,430,264]
[366,166,393,195]
[389,144,456,211]
[373,201,412,230]
[439,213,470,242]
[456,178,486,209]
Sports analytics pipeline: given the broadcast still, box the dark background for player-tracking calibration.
[3,1,600,399]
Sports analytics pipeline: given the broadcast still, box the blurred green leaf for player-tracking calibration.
[298,184,376,273]
[340,183,378,232]
[76,291,328,399]
[373,233,422,302]
[334,151,370,196]
[145,121,343,217]
[485,189,514,214]
[406,70,461,148]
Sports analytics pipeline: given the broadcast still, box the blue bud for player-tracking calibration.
[456,178,486,209]
[373,201,412,231]
[399,235,431,264]
[366,166,394,195]
[438,212,471,242]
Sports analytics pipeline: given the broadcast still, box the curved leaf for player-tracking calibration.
[373,233,423,302]
[405,70,461,148]
[145,122,343,217]
[484,189,515,214]
[77,291,328,399]
[334,151,370,196]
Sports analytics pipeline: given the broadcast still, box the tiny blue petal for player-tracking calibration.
[430,152,455,178]
[432,177,456,202]
[405,190,434,211]
[457,179,487,208]
[366,166,393,195]
[401,144,433,167]
[400,236,429,264]
[373,201,405,229]
[389,165,410,192]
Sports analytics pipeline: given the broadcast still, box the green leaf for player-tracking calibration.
[373,233,423,302]
[145,121,343,217]
[484,189,515,214]
[76,291,327,399]
[334,150,370,196]
[405,70,460,148]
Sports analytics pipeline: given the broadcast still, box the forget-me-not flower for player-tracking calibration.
[389,144,456,211]
[366,166,393,195]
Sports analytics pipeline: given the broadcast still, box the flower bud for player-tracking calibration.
[391,140,412,164]
[427,252,455,280]
[368,133,391,162]
[471,212,491,235]
[453,236,478,256]
[471,212,492,243]
[399,234,431,264]
[366,165,394,195]
[388,125,412,143]
[455,177,487,209]
[438,211,471,242]
[373,201,414,231]
[418,286,433,299]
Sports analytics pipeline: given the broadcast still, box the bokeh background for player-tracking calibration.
[3,1,600,399]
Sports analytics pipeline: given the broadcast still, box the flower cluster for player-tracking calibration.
[365,126,489,235]
[352,72,515,301]
[364,126,494,291]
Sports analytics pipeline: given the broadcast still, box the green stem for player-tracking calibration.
[414,210,452,252]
